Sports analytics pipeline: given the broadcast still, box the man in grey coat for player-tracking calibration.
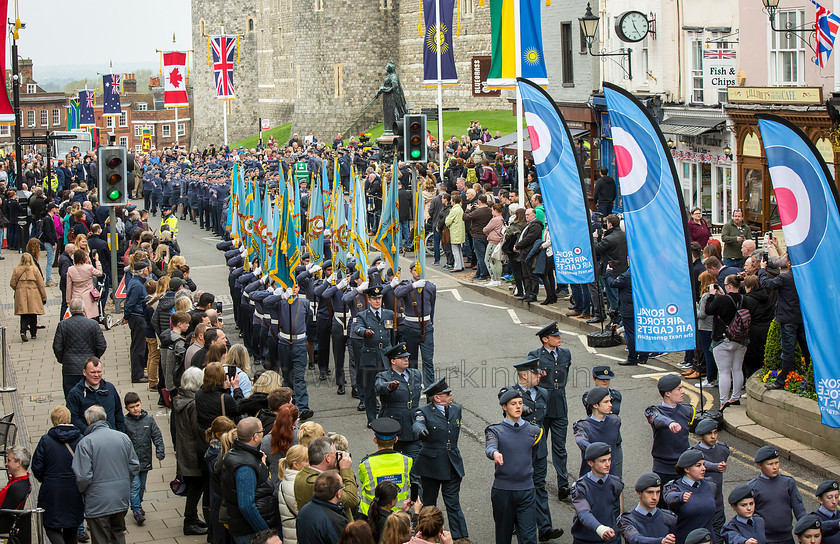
[53,299,107,398]
[72,405,139,544]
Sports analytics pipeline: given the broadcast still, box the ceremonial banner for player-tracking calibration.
[487,0,548,89]
[351,168,370,281]
[0,0,13,124]
[757,114,840,427]
[603,82,695,352]
[423,0,458,85]
[330,166,349,273]
[79,90,95,127]
[210,35,237,100]
[102,74,122,117]
[413,174,427,278]
[371,158,401,274]
[141,128,152,153]
[307,171,326,265]
[66,98,80,131]
[163,51,189,108]
[228,163,241,241]
[270,178,300,289]
[517,78,594,284]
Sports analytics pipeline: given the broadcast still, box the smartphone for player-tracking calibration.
[215,301,223,314]
[226,365,236,379]
[410,482,419,502]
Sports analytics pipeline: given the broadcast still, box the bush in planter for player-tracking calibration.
[763,320,805,370]
[761,320,815,399]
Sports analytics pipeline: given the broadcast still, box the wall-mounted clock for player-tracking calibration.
[615,11,650,43]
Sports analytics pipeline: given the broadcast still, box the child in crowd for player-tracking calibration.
[124,392,165,525]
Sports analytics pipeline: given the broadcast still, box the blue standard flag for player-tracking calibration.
[517,77,594,284]
[102,74,121,117]
[79,90,95,127]
[423,0,458,85]
[757,114,840,427]
[603,82,695,352]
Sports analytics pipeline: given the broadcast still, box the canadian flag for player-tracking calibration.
[163,51,189,108]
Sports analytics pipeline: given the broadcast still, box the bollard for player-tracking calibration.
[33,507,45,544]
[0,326,17,393]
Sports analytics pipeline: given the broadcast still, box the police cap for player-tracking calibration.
[370,418,400,441]
[754,445,779,464]
[585,442,611,461]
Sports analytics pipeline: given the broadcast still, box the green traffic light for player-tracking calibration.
[108,189,122,201]
[411,149,420,159]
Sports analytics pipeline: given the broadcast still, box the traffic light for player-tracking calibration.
[403,114,427,163]
[97,146,128,206]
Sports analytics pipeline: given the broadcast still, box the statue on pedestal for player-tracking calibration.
[375,61,407,135]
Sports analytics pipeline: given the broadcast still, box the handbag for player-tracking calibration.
[170,475,188,496]
[441,227,451,245]
[90,287,101,301]
[491,242,505,262]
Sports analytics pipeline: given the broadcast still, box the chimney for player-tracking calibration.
[123,73,137,93]
[18,58,32,82]
[149,76,160,88]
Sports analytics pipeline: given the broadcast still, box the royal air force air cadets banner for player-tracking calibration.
[517,78,594,285]
[602,83,696,352]
[757,114,840,427]
[422,0,458,85]
[487,0,548,88]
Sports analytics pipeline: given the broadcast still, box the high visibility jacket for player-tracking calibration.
[161,215,178,237]
[357,449,412,516]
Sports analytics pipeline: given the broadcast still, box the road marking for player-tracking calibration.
[525,325,542,330]
[202,237,220,242]
[439,288,462,301]
[638,363,666,371]
[632,371,677,379]
[462,300,507,310]
[596,354,627,362]
[508,309,521,324]
[577,335,597,353]
[190,264,228,271]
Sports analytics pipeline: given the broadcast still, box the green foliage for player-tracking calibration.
[231,123,292,149]
[762,319,815,399]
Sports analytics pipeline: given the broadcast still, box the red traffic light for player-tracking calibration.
[410,122,421,132]
[107,157,122,168]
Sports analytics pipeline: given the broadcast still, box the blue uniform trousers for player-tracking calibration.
[330,326,349,387]
[491,487,537,544]
[421,476,469,540]
[545,416,569,489]
[533,455,551,535]
[399,326,435,386]
[278,341,309,410]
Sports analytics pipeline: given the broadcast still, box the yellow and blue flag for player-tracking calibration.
[487,0,548,89]
[350,168,370,281]
[371,158,401,273]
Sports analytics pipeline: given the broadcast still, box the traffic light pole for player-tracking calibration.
[10,36,22,188]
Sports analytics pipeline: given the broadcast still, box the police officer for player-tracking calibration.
[353,285,395,424]
[485,388,543,544]
[583,366,622,416]
[529,321,572,500]
[394,262,436,386]
[412,378,469,542]
[358,418,414,517]
[160,204,179,238]
[269,284,315,421]
[503,358,563,542]
[343,274,370,404]
[375,343,422,477]
[618,472,678,544]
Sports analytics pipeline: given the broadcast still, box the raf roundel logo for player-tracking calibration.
[666,304,678,315]
[573,247,582,255]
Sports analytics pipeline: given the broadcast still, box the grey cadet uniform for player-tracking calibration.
[394,279,436,386]
[265,290,313,411]
[353,297,395,424]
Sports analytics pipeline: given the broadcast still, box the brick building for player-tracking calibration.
[0,58,68,152]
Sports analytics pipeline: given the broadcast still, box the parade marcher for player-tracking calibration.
[691,419,730,541]
[748,445,806,544]
[503,358,563,542]
[722,485,766,544]
[353,285,394,424]
[687,530,714,544]
[321,272,354,395]
[812,481,840,544]
[794,516,825,544]
[663,449,718,544]
[358,418,414,517]
[375,343,422,474]
[343,273,370,403]
[618,472,678,544]
[529,321,572,500]
[644,375,694,489]
[484,388,543,544]
[310,260,337,382]
[570,442,624,544]
[573,386,622,479]
[394,262,437,386]
[268,283,315,419]
[583,366,622,416]
[412,378,469,542]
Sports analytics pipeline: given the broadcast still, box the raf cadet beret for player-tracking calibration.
[322,260,332,269]
[754,445,779,463]
[794,515,822,535]
[592,366,615,379]
[816,480,840,497]
[635,472,662,492]
[694,418,719,436]
[685,528,712,544]
[585,386,610,407]
[728,484,755,505]
[658,374,682,393]
[676,449,704,468]
[585,442,611,461]
[498,388,523,406]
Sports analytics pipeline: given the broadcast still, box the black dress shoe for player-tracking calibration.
[337,385,346,395]
[522,296,537,303]
[298,409,315,421]
[540,298,557,305]
[540,528,564,541]
[586,316,605,324]
[319,373,327,381]
[196,519,208,529]
[557,486,570,501]
[308,362,316,370]
[351,386,358,398]
[618,359,638,366]
[357,401,366,411]
[132,378,149,384]
[20,333,27,343]
[183,523,208,536]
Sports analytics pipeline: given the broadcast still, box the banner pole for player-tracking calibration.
[435,0,444,155]
[221,24,229,147]
[514,0,525,200]
[174,107,179,146]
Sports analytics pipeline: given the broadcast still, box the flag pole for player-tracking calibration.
[835,0,840,92]
[435,0,444,156]
[221,23,228,147]
[514,0,525,201]
[174,107,179,146]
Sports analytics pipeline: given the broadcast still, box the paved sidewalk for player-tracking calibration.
[0,248,204,543]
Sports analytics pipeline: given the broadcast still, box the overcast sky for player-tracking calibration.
[8,0,192,77]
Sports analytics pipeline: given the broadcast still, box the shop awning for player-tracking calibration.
[479,128,591,156]
[659,117,725,137]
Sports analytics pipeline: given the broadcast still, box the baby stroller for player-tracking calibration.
[92,276,113,330]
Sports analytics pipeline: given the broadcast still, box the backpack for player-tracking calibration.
[725,294,751,342]
[465,167,478,186]
[171,336,188,392]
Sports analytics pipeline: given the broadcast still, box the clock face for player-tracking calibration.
[617,11,649,43]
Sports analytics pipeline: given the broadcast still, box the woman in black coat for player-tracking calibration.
[194,362,243,452]
[4,190,25,250]
[31,406,84,544]
[742,275,776,379]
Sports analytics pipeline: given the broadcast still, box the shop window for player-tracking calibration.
[769,10,805,85]
[561,22,574,86]
[745,168,763,217]
[690,38,704,104]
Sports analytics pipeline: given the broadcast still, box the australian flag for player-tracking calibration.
[102,74,121,116]
[79,90,95,127]
[211,35,237,100]
[813,0,840,67]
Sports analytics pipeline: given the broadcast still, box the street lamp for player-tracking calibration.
[667,138,676,149]
[760,0,817,55]
[579,3,632,80]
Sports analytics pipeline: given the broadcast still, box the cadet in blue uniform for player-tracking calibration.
[353,285,395,424]
[375,343,422,477]
[485,388,543,544]
[309,260,336,382]
[722,485,766,544]
[794,516,823,544]
[583,366,622,416]
[343,274,370,404]
[748,445,806,544]
[692,418,730,541]
[394,262,436,386]
[645,375,694,489]
[570,442,624,544]
[664,449,718,544]
[618,472,678,544]
[503,358,563,542]
[574,386,622,479]
[322,273,354,395]
[412,378,469,541]
[812,481,840,544]
[687,529,714,544]
[529,321,572,500]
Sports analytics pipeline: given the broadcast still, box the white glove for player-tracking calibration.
[253,266,262,277]
[540,241,550,249]
[359,281,369,291]
[327,273,337,283]
[306,262,314,271]
[413,280,426,289]
[390,277,400,288]
[239,246,247,255]
[273,287,283,295]
[285,288,294,299]
[377,261,388,271]
[261,274,270,284]
[338,278,348,289]
[310,264,322,274]
[324,229,331,237]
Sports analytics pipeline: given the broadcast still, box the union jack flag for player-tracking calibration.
[211,35,237,100]
[703,49,736,60]
[813,0,840,68]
